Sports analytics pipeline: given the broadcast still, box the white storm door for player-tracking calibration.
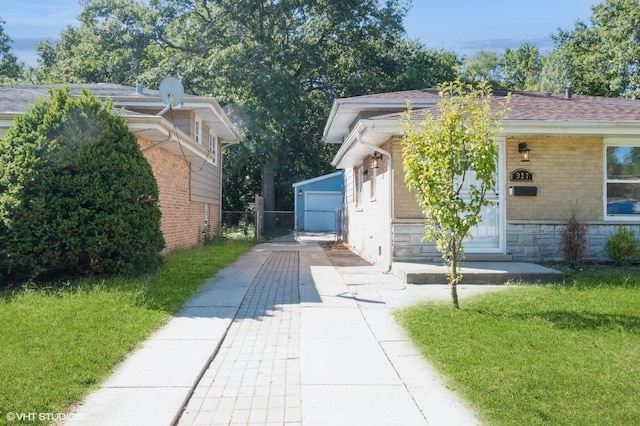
[459,151,505,253]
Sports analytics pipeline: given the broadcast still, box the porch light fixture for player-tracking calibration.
[518,142,530,162]
[371,151,383,169]
[298,189,303,196]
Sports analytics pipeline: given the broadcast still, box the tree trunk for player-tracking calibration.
[450,264,460,309]
[449,242,461,309]
[261,165,276,233]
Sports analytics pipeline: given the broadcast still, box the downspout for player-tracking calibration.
[356,132,394,274]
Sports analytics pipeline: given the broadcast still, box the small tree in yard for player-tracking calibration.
[0,88,165,283]
[402,79,510,309]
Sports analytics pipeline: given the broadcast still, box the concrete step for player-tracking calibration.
[392,261,563,285]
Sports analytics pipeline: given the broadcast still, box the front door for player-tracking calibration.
[460,147,504,253]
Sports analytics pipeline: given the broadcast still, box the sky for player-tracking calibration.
[2,0,598,67]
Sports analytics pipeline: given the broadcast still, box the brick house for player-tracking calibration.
[322,89,640,269]
[0,84,239,252]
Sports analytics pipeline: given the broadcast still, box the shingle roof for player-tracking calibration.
[349,89,640,122]
[0,84,159,113]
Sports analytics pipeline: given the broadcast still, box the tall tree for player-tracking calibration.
[552,0,640,97]
[35,0,158,85]
[402,79,510,309]
[462,50,502,88]
[35,0,459,212]
[0,19,23,82]
[537,49,574,93]
[502,43,542,91]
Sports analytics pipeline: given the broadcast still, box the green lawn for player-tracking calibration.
[0,240,254,421]
[396,267,640,426]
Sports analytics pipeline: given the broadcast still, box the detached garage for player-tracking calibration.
[293,171,343,232]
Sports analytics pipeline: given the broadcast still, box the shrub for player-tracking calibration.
[606,227,640,266]
[560,211,586,266]
[0,88,165,283]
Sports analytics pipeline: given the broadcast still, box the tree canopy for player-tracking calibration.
[0,88,164,283]
[34,0,460,211]
[552,0,640,97]
[402,79,510,308]
[0,19,22,82]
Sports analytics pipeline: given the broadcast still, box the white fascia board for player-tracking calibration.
[322,96,436,143]
[181,99,240,143]
[330,121,367,167]
[292,170,342,188]
[331,119,396,168]
[501,120,640,136]
[126,115,212,163]
[113,96,240,144]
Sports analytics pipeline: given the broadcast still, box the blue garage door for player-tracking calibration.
[304,191,342,231]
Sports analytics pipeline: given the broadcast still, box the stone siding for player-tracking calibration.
[507,221,640,262]
[393,219,640,263]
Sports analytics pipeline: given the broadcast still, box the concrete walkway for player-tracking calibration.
[68,237,504,425]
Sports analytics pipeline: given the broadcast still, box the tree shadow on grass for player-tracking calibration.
[471,307,640,333]
[535,310,640,332]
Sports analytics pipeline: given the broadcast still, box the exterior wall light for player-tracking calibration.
[518,142,530,162]
[371,151,383,169]
[298,189,303,196]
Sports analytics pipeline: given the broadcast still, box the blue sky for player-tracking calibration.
[3,0,598,66]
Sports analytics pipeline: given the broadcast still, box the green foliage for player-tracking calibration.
[0,241,253,416]
[501,43,542,91]
[537,49,574,93]
[402,78,510,308]
[606,227,640,266]
[560,211,586,266]
[462,50,502,88]
[0,88,164,283]
[397,278,640,425]
[552,0,640,97]
[34,0,460,212]
[0,18,23,82]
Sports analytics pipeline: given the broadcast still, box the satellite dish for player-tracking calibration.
[159,76,184,107]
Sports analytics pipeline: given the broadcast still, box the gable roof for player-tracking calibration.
[0,83,239,145]
[325,89,640,168]
[292,171,343,189]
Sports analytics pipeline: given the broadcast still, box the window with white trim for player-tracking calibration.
[194,116,202,144]
[606,143,640,217]
[209,131,218,166]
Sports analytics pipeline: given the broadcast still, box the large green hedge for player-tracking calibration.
[0,88,165,283]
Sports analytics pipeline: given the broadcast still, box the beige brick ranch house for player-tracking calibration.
[0,84,239,252]
[323,89,640,269]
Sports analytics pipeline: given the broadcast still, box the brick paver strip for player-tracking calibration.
[178,251,302,425]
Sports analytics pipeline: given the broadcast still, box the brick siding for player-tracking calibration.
[138,138,216,252]
[505,135,603,221]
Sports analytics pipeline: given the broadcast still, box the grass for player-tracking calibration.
[396,266,640,426]
[0,240,254,421]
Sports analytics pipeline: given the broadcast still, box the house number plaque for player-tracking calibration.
[511,169,533,181]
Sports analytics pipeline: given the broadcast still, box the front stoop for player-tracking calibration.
[392,261,563,285]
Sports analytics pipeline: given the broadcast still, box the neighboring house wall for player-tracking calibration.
[138,138,214,251]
